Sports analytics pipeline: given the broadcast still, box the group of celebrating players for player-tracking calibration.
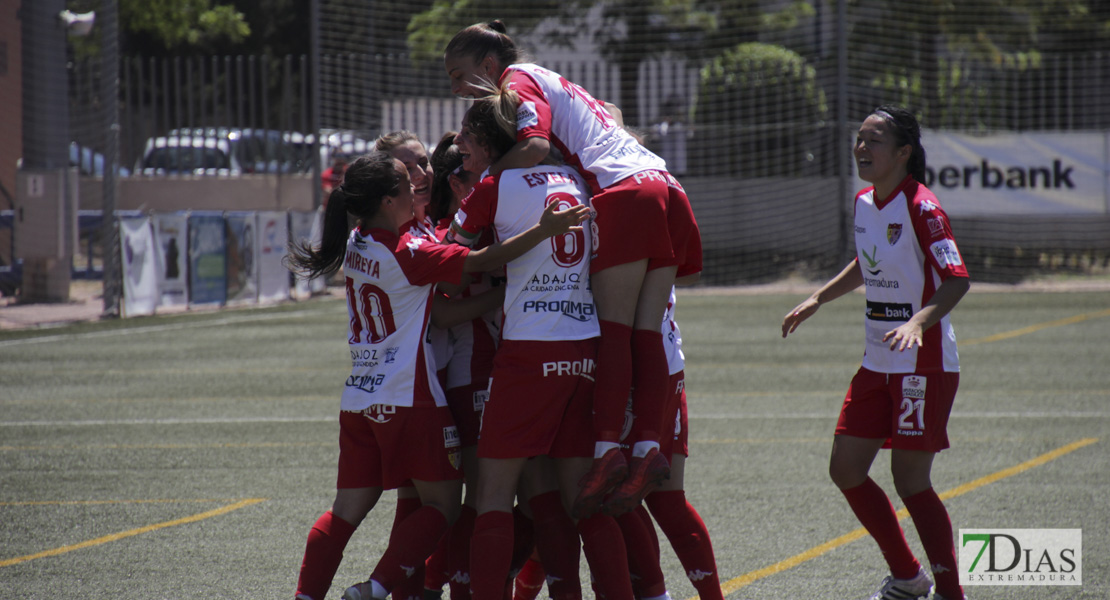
[289,18,970,600]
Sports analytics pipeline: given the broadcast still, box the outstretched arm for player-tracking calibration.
[462,201,589,273]
[781,258,864,338]
[431,286,505,330]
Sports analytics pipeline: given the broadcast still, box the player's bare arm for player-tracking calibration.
[883,275,970,351]
[462,202,588,273]
[782,259,864,337]
[488,137,550,176]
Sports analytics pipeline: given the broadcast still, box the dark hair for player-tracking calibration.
[463,87,519,161]
[872,105,927,184]
[374,130,421,155]
[429,131,466,222]
[444,20,526,69]
[286,152,402,279]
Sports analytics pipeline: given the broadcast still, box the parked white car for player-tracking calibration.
[134,136,238,176]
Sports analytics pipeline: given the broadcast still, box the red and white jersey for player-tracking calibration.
[436,218,501,390]
[504,63,666,194]
[854,176,968,374]
[450,164,598,341]
[340,226,470,411]
[662,287,685,376]
[403,215,452,372]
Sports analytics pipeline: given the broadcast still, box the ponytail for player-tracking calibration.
[463,83,520,159]
[285,152,401,279]
[873,105,927,184]
[445,20,527,69]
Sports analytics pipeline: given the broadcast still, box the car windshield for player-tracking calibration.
[144,147,230,172]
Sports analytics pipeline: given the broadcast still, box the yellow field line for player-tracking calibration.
[962,307,1110,346]
[0,498,249,507]
[708,437,1098,599]
[0,498,266,568]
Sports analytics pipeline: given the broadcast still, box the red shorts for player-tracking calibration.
[446,382,488,448]
[478,338,597,459]
[336,405,463,490]
[590,170,702,275]
[659,371,689,459]
[835,367,959,452]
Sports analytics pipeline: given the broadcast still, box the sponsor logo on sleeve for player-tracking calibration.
[927,217,945,237]
[931,239,963,267]
[517,101,539,129]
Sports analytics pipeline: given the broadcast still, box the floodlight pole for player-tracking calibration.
[835,0,851,265]
[309,0,323,210]
[101,0,121,318]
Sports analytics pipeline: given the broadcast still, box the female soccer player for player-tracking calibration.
[448,90,635,600]
[286,151,588,600]
[427,131,498,600]
[444,21,703,518]
[781,106,969,600]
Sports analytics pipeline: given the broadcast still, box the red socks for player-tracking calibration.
[512,551,546,600]
[629,330,668,445]
[615,509,666,598]
[469,511,516,600]
[594,321,633,441]
[576,514,634,600]
[841,478,921,579]
[390,496,426,600]
[296,510,358,600]
[425,523,451,594]
[528,490,582,600]
[904,487,963,599]
[645,490,722,600]
[447,505,477,600]
[372,506,449,593]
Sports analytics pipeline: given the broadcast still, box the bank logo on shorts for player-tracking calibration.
[959,529,1081,586]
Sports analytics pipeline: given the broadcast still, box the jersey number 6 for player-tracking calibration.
[546,192,586,267]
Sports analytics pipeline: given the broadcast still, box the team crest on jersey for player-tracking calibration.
[887,223,903,245]
[383,346,399,364]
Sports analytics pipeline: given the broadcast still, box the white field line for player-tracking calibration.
[0,309,328,348]
[1,411,1107,427]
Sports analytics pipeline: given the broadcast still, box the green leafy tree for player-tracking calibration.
[408,0,810,126]
[847,0,1110,124]
[120,0,250,55]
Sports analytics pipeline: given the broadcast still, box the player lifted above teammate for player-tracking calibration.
[444,20,703,519]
